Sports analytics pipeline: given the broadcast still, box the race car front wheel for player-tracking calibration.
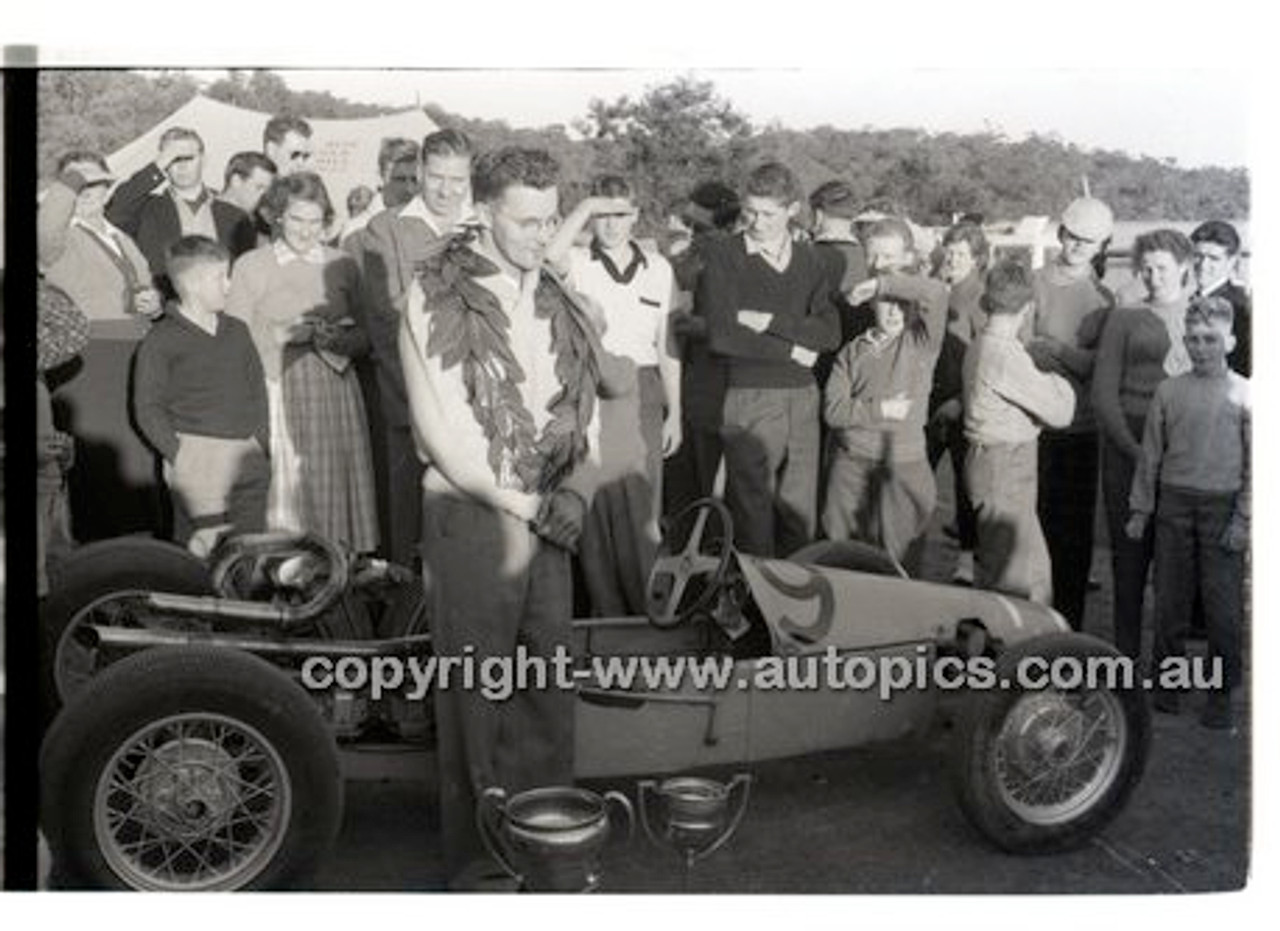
[950,632,1151,853]
[41,645,343,890]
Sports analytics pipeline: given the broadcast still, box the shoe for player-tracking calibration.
[1200,691,1233,730]
[951,551,974,587]
[1152,689,1180,714]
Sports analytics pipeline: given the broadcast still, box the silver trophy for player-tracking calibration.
[477,785,634,892]
[638,773,751,890]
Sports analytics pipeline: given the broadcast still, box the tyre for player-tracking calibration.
[41,645,343,890]
[950,632,1150,853]
[40,537,213,726]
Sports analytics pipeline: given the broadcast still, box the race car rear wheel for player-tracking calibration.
[40,537,213,727]
[41,645,343,890]
[950,632,1150,853]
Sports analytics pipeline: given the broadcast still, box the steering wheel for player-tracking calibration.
[646,498,734,628]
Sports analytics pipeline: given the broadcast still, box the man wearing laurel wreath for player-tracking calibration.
[400,146,615,890]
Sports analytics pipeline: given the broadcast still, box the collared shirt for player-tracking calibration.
[273,239,326,266]
[396,196,479,239]
[743,232,793,273]
[401,241,599,522]
[340,191,387,240]
[169,186,218,240]
[70,215,131,257]
[566,240,673,366]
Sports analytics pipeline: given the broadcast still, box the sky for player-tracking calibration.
[273,68,1248,170]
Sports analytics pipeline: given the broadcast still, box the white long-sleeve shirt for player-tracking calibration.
[963,329,1076,445]
[399,245,600,523]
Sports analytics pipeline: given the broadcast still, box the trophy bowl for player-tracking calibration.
[638,773,751,879]
[477,785,634,892]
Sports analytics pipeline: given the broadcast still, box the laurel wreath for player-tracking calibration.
[416,235,600,494]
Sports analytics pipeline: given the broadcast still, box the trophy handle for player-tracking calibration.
[603,790,635,845]
[476,786,522,884]
[636,779,662,849]
[690,773,753,865]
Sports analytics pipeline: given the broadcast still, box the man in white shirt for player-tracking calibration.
[399,145,609,890]
[545,175,681,613]
[352,129,476,567]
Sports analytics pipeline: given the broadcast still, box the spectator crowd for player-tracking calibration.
[35,107,1251,888]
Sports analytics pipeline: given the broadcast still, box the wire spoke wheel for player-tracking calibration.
[94,713,291,890]
[991,690,1126,826]
[42,646,343,890]
[950,632,1151,853]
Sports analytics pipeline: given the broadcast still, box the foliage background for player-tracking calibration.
[37,69,1250,238]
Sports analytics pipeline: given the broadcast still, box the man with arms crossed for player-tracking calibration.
[703,162,840,556]
[400,146,608,890]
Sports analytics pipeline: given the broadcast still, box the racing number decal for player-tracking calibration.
[753,563,835,647]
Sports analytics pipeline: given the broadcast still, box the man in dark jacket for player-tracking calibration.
[1190,220,1250,377]
[106,127,256,296]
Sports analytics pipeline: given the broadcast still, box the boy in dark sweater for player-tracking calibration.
[702,162,840,556]
[133,235,270,555]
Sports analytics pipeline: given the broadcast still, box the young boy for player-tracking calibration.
[132,235,271,555]
[822,218,947,571]
[1126,296,1248,728]
[963,260,1075,603]
[703,162,841,557]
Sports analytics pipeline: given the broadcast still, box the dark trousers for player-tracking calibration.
[1037,430,1099,630]
[926,415,977,550]
[1153,487,1244,690]
[371,419,425,569]
[663,423,723,519]
[720,384,820,558]
[421,493,575,883]
[1100,424,1152,660]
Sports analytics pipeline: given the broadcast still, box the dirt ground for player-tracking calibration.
[18,458,1254,894]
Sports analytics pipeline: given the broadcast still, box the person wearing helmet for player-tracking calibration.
[1024,196,1115,629]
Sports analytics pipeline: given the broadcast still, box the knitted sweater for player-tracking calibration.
[701,234,840,388]
[226,243,368,380]
[132,310,270,462]
[824,274,948,462]
[1091,298,1190,459]
[1129,368,1249,521]
[1030,264,1113,432]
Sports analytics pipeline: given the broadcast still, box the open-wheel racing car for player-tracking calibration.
[39,498,1151,890]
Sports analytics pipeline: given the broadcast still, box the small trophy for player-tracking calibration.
[477,785,634,892]
[638,773,751,890]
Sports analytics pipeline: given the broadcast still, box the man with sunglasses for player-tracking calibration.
[262,114,315,177]
[106,127,257,297]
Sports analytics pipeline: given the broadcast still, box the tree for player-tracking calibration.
[576,75,756,231]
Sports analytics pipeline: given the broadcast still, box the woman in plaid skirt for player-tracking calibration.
[227,172,379,553]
